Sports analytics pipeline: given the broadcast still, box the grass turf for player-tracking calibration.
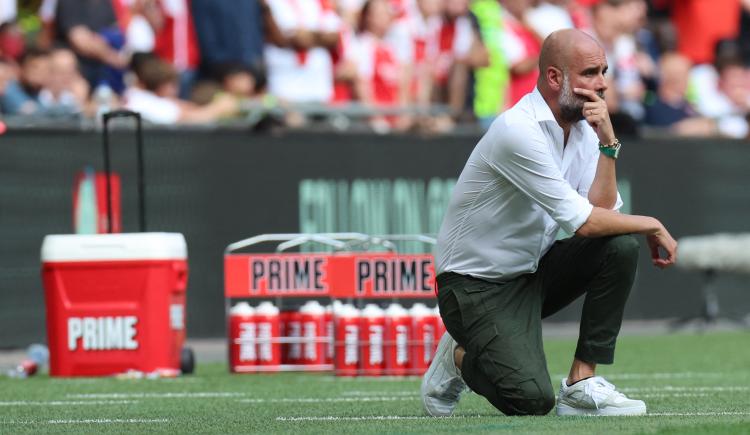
[1,331,748,434]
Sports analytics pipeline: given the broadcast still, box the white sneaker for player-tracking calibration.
[421,332,467,416]
[556,376,646,416]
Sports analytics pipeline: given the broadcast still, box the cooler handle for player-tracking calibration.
[102,109,146,233]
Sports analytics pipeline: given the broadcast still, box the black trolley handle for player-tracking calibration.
[102,110,146,233]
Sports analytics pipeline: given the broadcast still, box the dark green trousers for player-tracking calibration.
[436,234,640,416]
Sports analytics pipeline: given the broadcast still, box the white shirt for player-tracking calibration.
[0,0,16,25]
[264,0,339,103]
[690,64,749,138]
[124,87,181,124]
[524,3,573,40]
[436,88,622,282]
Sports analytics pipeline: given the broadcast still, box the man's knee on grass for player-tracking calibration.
[490,378,556,416]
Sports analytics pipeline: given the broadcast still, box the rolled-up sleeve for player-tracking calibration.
[488,121,593,234]
[578,146,623,211]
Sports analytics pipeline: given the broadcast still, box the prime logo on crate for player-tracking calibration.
[225,253,436,298]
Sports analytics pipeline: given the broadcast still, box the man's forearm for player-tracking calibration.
[575,207,661,238]
[587,153,618,209]
[68,26,123,67]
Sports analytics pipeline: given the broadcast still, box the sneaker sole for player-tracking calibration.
[556,402,647,416]
[421,332,457,417]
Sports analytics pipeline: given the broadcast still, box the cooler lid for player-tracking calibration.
[41,233,187,262]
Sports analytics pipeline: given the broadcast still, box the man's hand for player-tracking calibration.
[646,225,678,269]
[574,87,615,145]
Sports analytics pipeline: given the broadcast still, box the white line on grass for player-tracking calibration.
[637,393,712,398]
[240,397,415,404]
[646,412,750,417]
[2,418,169,425]
[47,418,169,424]
[341,386,749,398]
[276,415,481,421]
[0,400,139,406]
[276,412,750,422]
[586,372,726,380]
[622,386,750,393]
[67,392,245,399]
[321,376,421,382]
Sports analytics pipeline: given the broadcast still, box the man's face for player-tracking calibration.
[21,56,51,92]
[557,44,607,123]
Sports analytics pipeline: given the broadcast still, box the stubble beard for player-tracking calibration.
[558,74,605,124]
[559,74,585,124]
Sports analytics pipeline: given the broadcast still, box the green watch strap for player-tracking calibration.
[599,145,619,159]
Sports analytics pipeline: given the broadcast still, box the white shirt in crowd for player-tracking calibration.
[524,2,574,40]
[386,12,441,66]
[264,0,340,103]
[124,87,181,124]
[690,64,749,138]
[436,88,622,282]
[0,0,16,25]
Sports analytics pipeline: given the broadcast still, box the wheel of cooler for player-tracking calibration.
[223,233,446,376]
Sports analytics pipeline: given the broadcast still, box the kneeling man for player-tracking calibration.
[422,29,677,417]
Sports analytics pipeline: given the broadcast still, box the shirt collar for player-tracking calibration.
[529,87,557,123]
[529,87,586,134]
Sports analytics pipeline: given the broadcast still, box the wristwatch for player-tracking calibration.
[599,138,621,159]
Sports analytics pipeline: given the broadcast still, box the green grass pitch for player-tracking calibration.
[1,331,749,434]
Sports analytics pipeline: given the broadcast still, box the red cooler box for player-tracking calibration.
[41,233,188,376]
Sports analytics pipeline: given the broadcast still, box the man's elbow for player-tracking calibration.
[574,210,602,238]
[575,222,595,238]
[587,195,617,211]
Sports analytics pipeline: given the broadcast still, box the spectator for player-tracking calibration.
[691,44,750,139]
[55,0,129,92]
[113,0,157,53]
[432,0,488,122]
[38,48,90,116]
[590,0,645,127]
[354,0,409,131]
[500,0,541,107]
[0,56,18,112]
[738,0,750,66]
[124,53,239,124]
[213,63,262,99]
[330,0,361,105]
[388,0,442,111]
[0,47,52,116]
[0,0,16,26]
[149,0,201,99]
[36,0,57,50]
[525,0,575,39]
[0,20,24,62]
[470,0,510,128]
[191,0,285,77]
[263,0,340,104]
[643,52,715,136]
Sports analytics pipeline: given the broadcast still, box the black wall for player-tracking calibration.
[1,129,749,348]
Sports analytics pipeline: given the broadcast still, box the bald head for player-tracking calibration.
[538,29,603,78]
[536,29,609,126]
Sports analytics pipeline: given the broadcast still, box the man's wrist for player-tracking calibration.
[599,138,621,159]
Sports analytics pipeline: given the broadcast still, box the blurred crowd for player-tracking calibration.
[1,0,750,137]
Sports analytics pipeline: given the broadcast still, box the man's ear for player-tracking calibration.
[547,66,563,92]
